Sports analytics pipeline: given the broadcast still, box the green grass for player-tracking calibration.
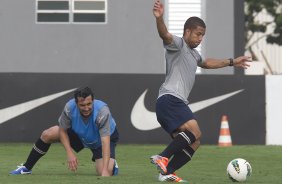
[1,144,282,184]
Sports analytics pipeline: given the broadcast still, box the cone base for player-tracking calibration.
[218,143,232,147]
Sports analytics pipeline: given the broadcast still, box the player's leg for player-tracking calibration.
[151,95,199,175]
[166,140,200,174]
[95,158,116,176]
[164,120,201,174]
[159,119,201,159]
[159,120,201,173]
[24,125,60,169]
[178,119,201,140]
[10,125,60,175]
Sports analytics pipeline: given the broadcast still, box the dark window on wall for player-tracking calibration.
[73,13,105,22]
[36,0,107,23]
[38,1,69,10]
[37,13,69,22]
[37,1,70,22]
[73,0,106,23]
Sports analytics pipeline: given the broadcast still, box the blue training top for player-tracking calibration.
[66,99,116,149]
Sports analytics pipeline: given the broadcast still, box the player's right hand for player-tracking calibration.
[67,152,78,172]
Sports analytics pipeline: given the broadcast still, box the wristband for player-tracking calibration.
[228,58,234,66]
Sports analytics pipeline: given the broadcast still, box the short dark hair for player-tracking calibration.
[183,16,206,33]
[74,87,94,102]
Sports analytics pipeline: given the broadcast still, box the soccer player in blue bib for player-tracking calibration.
[151,0,252,182]
[10,87,119,176]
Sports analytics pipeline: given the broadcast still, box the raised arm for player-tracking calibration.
[199,56,252,69]
[153,0,173,44]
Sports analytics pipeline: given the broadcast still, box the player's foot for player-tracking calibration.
[150,155,168,174]
[158,173,187,182]
[9,164,32,175]
[112,160,119,176]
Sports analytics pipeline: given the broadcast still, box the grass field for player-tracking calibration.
[1,143,282,184]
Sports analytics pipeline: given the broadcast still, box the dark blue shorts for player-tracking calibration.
[156,94,195,134]
[67,128,119,161]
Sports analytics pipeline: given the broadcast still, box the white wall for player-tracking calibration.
[266,75,282,145]
[201,0,234,75]
[0,0,164,74]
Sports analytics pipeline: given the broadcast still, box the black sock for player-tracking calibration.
[166,146,195,174]
[24,138,51,170]
[160,131,196,159]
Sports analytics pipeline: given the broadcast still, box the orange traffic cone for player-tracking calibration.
[218,115,232,147]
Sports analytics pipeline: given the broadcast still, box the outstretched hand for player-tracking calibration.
[153,0,164,18]
[234,56,252,69]
[67,152,78,172]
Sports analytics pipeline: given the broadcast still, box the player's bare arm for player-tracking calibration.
[199,56,252,69]
[153,0,173,44]
[59,127,78,172]
[101,135,111,176]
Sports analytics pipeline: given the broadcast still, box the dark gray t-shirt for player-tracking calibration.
[58,105,111,137]
[158,35,202,104]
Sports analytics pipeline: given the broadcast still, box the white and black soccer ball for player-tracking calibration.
[227,158,252,182]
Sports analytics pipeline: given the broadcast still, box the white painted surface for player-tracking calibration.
[266,75,282,145]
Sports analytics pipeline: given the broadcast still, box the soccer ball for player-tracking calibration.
[227,158,252,182]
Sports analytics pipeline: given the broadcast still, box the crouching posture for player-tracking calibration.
[10,87,119,176]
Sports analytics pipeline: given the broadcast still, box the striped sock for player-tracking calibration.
[24,138,51,170]
[160,130,196,159]
[166,146,195,174]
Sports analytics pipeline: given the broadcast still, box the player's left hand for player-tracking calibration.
[234,56,252,69]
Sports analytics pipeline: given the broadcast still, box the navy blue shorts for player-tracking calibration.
[67,128,119,161]
[156,94,195,134]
